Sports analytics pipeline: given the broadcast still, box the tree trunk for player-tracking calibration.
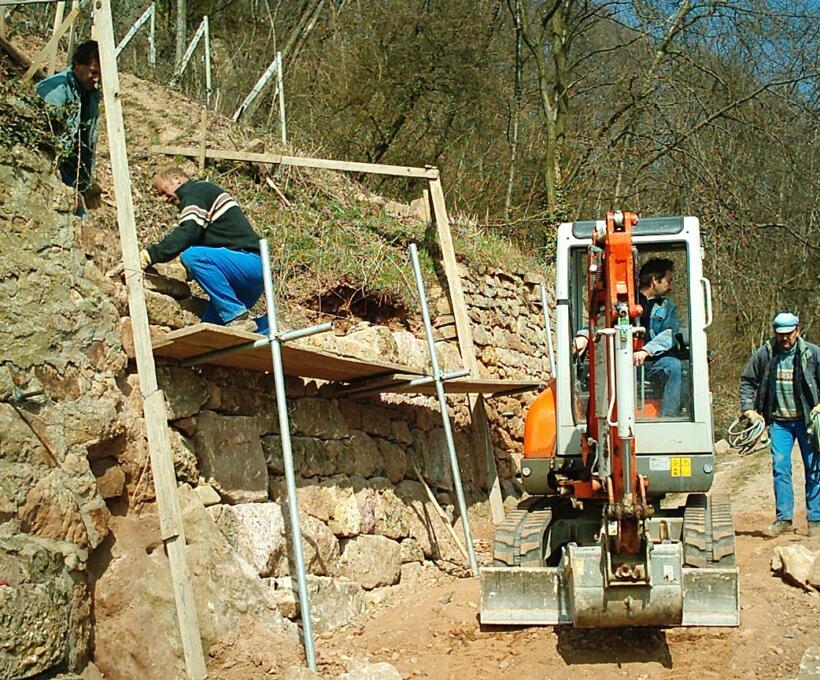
[175,0,186,67]
[504,0,522,219]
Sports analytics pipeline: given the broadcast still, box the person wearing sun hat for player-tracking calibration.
[739,312,820,537]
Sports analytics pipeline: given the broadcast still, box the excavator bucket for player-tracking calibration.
[480,542,739,627]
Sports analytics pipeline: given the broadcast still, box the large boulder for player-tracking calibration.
[193,411,267,503]
[18,456,110,551]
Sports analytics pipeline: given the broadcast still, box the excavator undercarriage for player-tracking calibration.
[481,494,739,627]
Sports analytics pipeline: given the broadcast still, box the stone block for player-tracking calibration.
[772,545,818,589]
[89,458,124,499]
[169,428,199,485]
[18,468,107,550]
[338,535,401,590]
[193,411,268,504]
[289,398,349,439]
[329,487,362,538]
[270,575,368,634]
[378,439,407,484]
[372,487,409,540]
[339,431,382,479]
[714,439,732,456]
[809,556,820,592]
[400,538,424,563]
[193,484,221,506]
[144,289,199,329]
[390,419,413,445]
[293,437,337,477]
[291,515,340,577]
[261,434,284,475]
[360,405,393,438]
[157,366,210,420]
[339,399,363,430]
[211,501,286,577]
[338,661,402,680]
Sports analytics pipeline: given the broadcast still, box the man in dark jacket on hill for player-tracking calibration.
[36,40,103,212]
[140,166,263,333]
[739,312,820,537]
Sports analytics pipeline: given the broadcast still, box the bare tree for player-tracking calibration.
[175,0,186,66]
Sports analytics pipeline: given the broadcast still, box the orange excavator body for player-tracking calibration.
[523,380,557,458]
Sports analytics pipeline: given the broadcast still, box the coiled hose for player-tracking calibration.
[727,416,768,456]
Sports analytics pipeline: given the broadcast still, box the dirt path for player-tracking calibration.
[310,447,820,680]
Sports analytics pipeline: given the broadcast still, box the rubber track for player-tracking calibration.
[517,509,552,567]
[709,495,736,566]
[492,509,529,567]
[683,494,736,567]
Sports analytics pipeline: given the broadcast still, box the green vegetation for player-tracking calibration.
[0,76,58,156]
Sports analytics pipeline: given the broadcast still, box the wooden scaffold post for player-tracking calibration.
[94,1,207,677]
[427,177,505,525]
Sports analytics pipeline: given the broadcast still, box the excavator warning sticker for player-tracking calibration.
[670,457,692,477]
[649,457,670,471]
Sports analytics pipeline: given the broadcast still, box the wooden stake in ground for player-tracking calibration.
[427,177,505,525]
[198,108,207,172]
[94,2,207,678]
[413,465,469,562]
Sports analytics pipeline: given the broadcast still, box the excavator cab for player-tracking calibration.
[481,215,739,628]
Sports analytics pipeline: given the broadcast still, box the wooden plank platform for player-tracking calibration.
[152,324,542,396]
[152,323,423,382]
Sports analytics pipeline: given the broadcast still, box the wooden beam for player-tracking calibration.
[0,0,65,5]
[23,5,78,80]
[45,0,65,76]
[151,144,440,179]
[0,35,45,77]
[94,2,207,678]
[0,8,6,40]
[428,177,505,524]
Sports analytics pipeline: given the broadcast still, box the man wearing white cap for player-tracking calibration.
[739,312,820,537]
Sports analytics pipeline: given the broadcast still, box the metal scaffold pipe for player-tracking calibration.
[260,239,318,671]
[408,243,479,575]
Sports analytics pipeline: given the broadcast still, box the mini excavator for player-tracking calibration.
[480,212,739,627]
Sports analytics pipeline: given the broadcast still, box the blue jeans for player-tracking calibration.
[770,419,820,522]
[645,355,682,416]
[180,246,265,327]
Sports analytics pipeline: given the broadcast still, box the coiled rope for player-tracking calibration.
[727,416,768,456]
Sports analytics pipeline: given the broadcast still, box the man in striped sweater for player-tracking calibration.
[140,166,263,333]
